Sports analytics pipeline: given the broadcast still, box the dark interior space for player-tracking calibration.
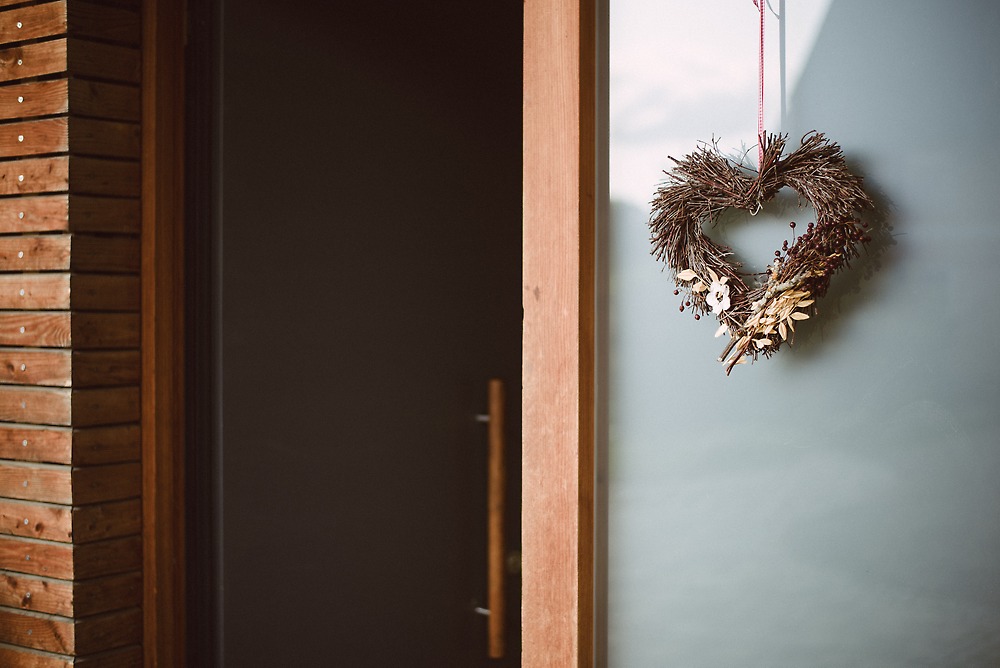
[186,2,523,665]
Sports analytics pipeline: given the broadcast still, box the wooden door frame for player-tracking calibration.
[142,0,187,664]
[141,0,598,664]
[523,0,597,665]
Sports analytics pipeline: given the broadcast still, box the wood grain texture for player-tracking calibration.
[0,570,75,616]
[72,499,141,543]
[0,235,72,272]
[0,157,70,196]
[0,312,140,349]
[73,571,142,616]
[0,424,73,464]
[75,606,141,654]
[0,195,140,234]
[0,2,140,46]
[69,425,140,466]
[0,460,72,503]
[68,79,140,122]
[70,38,140,84]
[0,386,138,427]
[142,0,187,661]
[72,462,141,504]
[0,606,74,654]
[0,79,69,120]
[0,348,72,386]
[0,3,68,46]
[0,643,72,668]
[0,534,74,578]
[0,498,73,541]
[522,0,596,665]
[0,39,68,84]
[0,117,68,158]
[74,534,141,579]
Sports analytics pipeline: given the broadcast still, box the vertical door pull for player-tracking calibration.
[486,378,505,658]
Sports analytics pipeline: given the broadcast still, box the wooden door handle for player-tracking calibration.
[486,378,505,658]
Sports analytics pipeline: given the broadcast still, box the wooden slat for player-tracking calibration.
[71,275,140,311]
[0,424,140,466]
[0,461,71,503]
[74,535,141,579]
[0,40,67,84]
[0,157,69,196]
[0,425,72,465]
[72,499,140,543]
[0,386,71,426]
[0,118,68,159]
[0,119,139,160]
[69,3,141,46]
[522,0,596,665]
[0,195,68,234]
[68,80,140,122]
[0,310,138,347]
[0,236,72,273]
[75,607,141,654]
[0,235,138,275]
[0,275,71,311]
[0,386,138,427]
[0,499,72,541]
[0,535,73,578]
[0,607,74,654]
[0,80,139,124]
[0,570,145,618]
[72,463,140,504]
[69,425,139,465]
[71,387,139,427]
[75,645,143,667]
[0,348,71,387]
[0,534,141,579]
[0,348,140,388]
[0,570,74,616]
[70,39,140,84]
[74,571,141,617]
[0,195,140,234]
[70,158,140,197]
[0,80,69,121]
[0,3,67,46]
[0,644,72,668]
[70,236,141,273]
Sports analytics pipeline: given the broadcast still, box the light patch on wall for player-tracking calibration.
[611,0,834,206]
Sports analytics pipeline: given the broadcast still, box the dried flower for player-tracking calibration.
[706,277,730,314]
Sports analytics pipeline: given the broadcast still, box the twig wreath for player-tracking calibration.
[648,131,874,374]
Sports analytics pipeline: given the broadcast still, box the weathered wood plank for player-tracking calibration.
[0,535,73,578]
[68,80,140,123]
[0,195,139,234]
[0,461,71,503]
[0,498,72,541]
[0,348,139,388]
[0,643,72,668]
[0,606,74,654]
[0,571,142,618]
[0,386,72,426]
[0,348,71,387]
[0,424,72,464]
[70,39,139,84]
[74,645,142,667]
[0,119,140,160]
[71,275,141,312]
[0,386,139,427]
[0,79,69,120]
[71,387,139,426]
[0,498,139,542]
[0,157,70,196]
[69,425,139,465]
[73,571,141,617]
[0,39,67,84]
[0,236,72,273]
[72,463,140,504]
[0,312,140,349]
[0,274,141,312]
[0,534,141,579]
[70,236,141,273]
[0,3,67,46]
[71,351,141,387]
[0,118,68,159]
[0,569,74,616]
[75,607,141,654]
[74,534,141,579]
[0,157,140,197]
[0,275,71,310]
[72,500,140,543]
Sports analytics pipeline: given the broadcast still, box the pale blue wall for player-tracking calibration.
[605,1,1000,665]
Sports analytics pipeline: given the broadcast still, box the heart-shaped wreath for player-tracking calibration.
[649,132,874,374]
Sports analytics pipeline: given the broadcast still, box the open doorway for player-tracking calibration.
[185,2,523,665]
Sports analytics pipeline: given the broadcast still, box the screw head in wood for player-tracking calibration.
[16,22,22,29]
[17,174,24,182]
[17,135,23,142]
[21,439,27,446]
[16,96,23,103]
[17,251,23,258]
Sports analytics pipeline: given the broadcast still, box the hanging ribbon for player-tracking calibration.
[754,0,765,169]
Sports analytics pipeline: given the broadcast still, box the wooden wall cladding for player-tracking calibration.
[0,1,142,663]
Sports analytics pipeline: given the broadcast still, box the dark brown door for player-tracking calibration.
[185,1,522,665]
